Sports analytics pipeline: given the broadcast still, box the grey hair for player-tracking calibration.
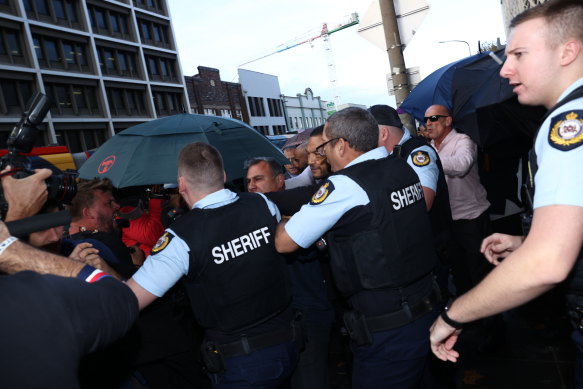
[325,107,379,152]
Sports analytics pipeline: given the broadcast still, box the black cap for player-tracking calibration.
[368,105,402,128]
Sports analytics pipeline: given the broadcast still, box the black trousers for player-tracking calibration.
[449,210,493,296]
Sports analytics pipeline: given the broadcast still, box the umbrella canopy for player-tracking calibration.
[399,51,493,125]
[399,49,545,148]
[78,114,288,188]
[283,127,315,149]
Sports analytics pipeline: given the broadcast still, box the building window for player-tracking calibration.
[23,0,81,29]
[0,25,26,66]
[137,18,172,49]
[0,0,16,15]
[105,84,148,117]
[248,96,265,117]
[152,89,183,117]
[96,45,140,79]
[253,126,269,135]
[133,0,166,16]
[235,110,242,120]
[145,54,178,83]
[267,98,283,117]
[220,109,231,118]
[0,74,34,115]
[88,4,131,40]
[273,125,286,135]
[45,80,101,117]
[54,124,108,153]
[33,34,91,73]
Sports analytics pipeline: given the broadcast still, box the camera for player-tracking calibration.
[0,92,77,219]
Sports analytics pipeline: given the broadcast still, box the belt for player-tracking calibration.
[366,286,441,333]
[217,326,295,358]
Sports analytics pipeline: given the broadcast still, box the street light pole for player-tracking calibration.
[439,40,472,57]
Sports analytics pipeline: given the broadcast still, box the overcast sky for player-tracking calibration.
[168,0,507,108]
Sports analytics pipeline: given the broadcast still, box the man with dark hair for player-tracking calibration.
[429,2,583,383]
[368,105,452,266]
[275,107,440,388]
[250,143,334,389]
[246,157,285,193]
[127,142,299,388]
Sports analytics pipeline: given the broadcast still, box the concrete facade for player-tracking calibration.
[283,87,328,132]
[238,68,287,135]
[0,0,188,152]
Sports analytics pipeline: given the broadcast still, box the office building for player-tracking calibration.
[0,0,189,152]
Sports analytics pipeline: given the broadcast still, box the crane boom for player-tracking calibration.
[239,13,359,67]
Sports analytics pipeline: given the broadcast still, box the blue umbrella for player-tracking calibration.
[78,114,287,188]
[400,51,494,124]
[400,49,545,148]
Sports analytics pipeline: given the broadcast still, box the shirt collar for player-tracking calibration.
[557,77,583,103]
[346,146,389,168]
[193,188,238,209]
[398,128,411,146]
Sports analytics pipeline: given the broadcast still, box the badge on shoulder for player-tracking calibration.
[549,110,583,151]
[151,231,174,254]
[310,180,335,205]
[411,150,430,167]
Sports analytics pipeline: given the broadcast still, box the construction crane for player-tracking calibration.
[239,13,359,109]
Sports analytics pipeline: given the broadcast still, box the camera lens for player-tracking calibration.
[45,173,77,204]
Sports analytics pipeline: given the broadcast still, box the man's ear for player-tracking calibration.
[82,206,94,220]
[276,173,284,190]
[223,171,227,184]
[177,176,186,194]
[445,115,453,127]
[379,126,389,143]
[560,39,581,67]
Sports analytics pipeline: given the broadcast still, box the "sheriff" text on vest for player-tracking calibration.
[391,182,424,210]
[211,226,271,264]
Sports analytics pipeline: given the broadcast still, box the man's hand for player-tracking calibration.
[429,316,462,362]
[480,233,524,265]
[1,168,52,221]
[70,242,122,280]
[129,245,145,267]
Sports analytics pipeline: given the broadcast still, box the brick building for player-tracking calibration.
[184,66,249,123]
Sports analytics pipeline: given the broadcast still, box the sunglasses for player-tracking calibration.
[424,115,449,123]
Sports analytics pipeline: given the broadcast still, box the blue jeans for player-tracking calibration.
[208,340,299,389]
[350,310,436,389]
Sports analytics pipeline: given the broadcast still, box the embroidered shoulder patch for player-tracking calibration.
[310,181,335,205]
[151,232,174,254]
[549,110,583,151]
[411,150,430,167]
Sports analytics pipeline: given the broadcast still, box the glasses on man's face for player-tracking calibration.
[424,115,449,123]
[315,137,341,157]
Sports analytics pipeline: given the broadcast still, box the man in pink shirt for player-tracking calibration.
[424,104,492,297]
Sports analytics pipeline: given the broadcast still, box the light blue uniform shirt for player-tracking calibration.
[285,147,388,249]
[533,77,583,209]
[132,189,280,297]
[397,130,439,192]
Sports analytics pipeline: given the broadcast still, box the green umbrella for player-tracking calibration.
[78,114,287,188]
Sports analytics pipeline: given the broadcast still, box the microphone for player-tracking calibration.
[6,210,71,238]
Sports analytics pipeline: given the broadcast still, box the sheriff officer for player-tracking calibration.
[275,107,440,389]
[127,142,299,388]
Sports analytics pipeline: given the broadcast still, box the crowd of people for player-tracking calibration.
[1,0,583,388]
